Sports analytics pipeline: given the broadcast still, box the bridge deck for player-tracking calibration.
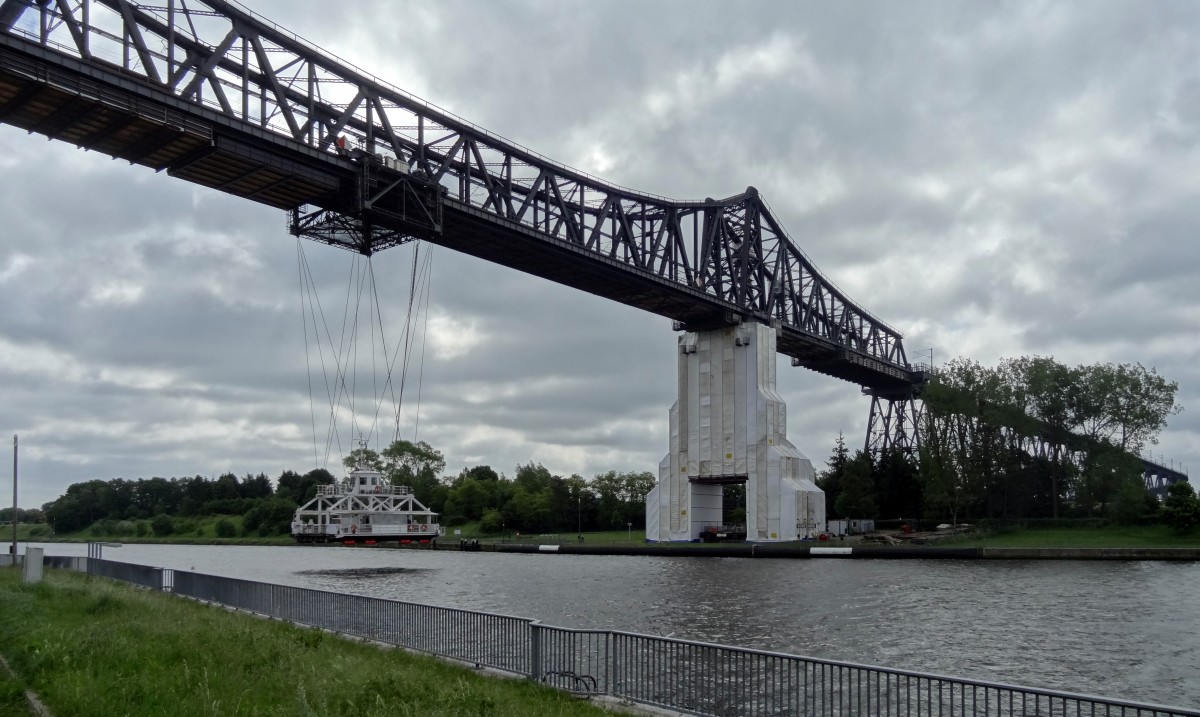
[0,33,914,393]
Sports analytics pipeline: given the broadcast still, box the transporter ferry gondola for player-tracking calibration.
[290,458,441,546]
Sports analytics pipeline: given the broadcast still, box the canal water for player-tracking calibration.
[28,542,1200,708]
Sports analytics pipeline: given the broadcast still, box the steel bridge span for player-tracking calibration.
[0,0,1187,495]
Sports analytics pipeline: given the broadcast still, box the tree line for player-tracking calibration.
[41,468,334,536]
[342,440,655,535]
[819,356,1189,528]
[39,438,656,537]
[36,356,1196,536]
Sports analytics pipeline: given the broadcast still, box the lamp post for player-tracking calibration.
[11,435,16,559]
[576,495,581,538]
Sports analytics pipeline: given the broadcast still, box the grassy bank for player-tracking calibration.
[0,568,628,717]
[938,524,1200,548]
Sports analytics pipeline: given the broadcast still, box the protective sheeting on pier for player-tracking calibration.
[647,323,825,542]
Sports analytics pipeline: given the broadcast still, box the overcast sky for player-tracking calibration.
[3,0,1199,509]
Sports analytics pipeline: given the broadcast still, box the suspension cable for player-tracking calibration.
[297,239,319,470]
[298,238,433,469]
[411,250,433,441]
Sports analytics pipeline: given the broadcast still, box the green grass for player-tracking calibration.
[0,658,28,716]
[938,524,1200,548]
[0,568,629,717]
[9,522,50,542]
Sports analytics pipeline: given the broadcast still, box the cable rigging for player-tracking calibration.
[295,238,433,471]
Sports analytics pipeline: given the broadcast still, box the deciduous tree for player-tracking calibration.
[1162,482,1200,533]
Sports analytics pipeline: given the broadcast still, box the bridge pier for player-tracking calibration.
[646,323,825,542]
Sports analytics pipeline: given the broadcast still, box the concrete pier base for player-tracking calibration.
[646,323,824,542]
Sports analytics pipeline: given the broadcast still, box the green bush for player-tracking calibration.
[150,514,174,537]
[479,508,503,534]
[202,498,251,515]
[243,498,296,535]
[135,521,148,537]
[215,519,237,538]
[1162,482,1200,533]
[91,518,117,536]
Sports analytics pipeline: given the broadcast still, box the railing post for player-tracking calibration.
[607,632,618,699]
[529,623,542,683]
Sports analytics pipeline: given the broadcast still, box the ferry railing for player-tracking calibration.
[61,561,1200,717]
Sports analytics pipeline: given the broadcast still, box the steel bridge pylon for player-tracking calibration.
[863,375,929,459]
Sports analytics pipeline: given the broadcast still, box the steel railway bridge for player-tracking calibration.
[0,0,1186,497]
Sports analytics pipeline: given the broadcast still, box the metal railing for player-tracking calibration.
[66,559,1200,717]
[171,571,531,676]
[87,558,165,591]
[43,555,86,571]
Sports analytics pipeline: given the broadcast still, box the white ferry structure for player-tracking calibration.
[291,461,441,545]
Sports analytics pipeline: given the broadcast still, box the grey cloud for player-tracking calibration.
[5,1,1200,506]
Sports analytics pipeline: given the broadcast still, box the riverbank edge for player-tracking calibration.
[21,537,1200,560]
[489,544,1200,560]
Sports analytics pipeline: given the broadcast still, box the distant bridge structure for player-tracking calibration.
[0,0,922,451]
[0,0,1185,499]
[1143,459,1188,500]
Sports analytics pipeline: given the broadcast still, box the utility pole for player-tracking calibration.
[11,435,17,559]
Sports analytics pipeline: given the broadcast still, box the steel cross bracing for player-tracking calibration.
[0,0,922,446]
[1143,461,1189,500]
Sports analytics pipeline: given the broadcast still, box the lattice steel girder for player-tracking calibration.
[290,207,416,256]
[0,1,30,33]
[1,0,917,389]
[1143,459,1189,500]
[865,391,924,457]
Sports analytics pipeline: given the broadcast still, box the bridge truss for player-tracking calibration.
[4,0,1181,487]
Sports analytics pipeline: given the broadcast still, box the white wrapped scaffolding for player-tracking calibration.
[647,323,825,542]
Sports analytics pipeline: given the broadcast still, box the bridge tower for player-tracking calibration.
[864,390,924,457]
[646,322,825,542]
